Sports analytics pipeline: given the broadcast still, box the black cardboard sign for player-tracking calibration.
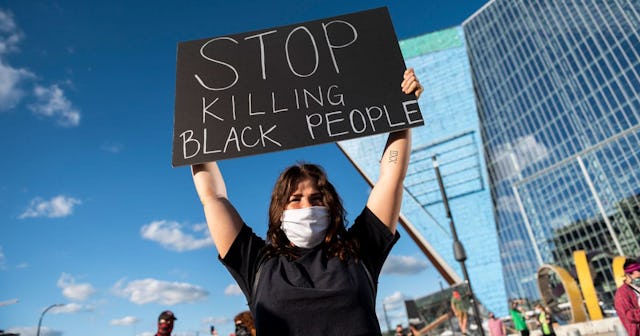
[172,7,423,166]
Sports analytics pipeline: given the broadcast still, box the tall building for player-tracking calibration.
[464,0,640,305]
[340,0,640,321]
[339,26,509,316]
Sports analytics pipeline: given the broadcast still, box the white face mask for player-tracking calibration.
[280,206,330,248]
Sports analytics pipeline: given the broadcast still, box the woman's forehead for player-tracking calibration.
[291,177,319,192]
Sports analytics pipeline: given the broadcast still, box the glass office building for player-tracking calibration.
[339,27,509,316]
[340,0,640,320]
[463,0,640,305]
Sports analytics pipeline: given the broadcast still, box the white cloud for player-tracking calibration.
[6,326,62,336]
[0,9,32,112]
[0,9,81,124]
[381,255,428,275]
[0,9,22,55]
[137,333,154,336]
[497,195,520,214]
[112,278,209,305]
[111,316,140,326]
[383,291,409,311]
[141,220,213,252]
[202,316,231,325]
[224,283,242,296]
[0,61,33,111]
[19,195,81,219]
[491,135,549,181]
[57,273,96,301]
[51,302,93,314]
[29,84,81,127]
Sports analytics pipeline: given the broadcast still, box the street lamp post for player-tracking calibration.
[36,303,64,336]
[432,155,485,336]
[382,303,391,335]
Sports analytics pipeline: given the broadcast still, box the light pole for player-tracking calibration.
[432,155,484,336]
[382,303,391,335]
[36,303,64,336]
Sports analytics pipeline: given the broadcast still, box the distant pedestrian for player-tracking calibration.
[535,304,555,336]
[395,323,406,336]
[234,310,256,336]
[487,312,506,336]
[509,301,529,336]
[614,258,640,336]
[155,310,177,336]
[451,290,470,335]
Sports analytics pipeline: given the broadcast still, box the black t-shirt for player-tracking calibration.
[220,207,400,336]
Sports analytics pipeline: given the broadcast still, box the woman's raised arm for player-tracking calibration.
[192,162,244,258]
[366,68,423,233]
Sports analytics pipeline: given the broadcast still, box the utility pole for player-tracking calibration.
[433,155,485,336]
[383,303,392,335]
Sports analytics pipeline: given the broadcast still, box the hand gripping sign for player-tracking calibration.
[172,7,423,166]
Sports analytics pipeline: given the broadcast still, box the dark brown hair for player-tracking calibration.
[234,311,256,336]
[265,163,358,260]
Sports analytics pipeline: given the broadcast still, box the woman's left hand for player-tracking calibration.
[402,68,424,98]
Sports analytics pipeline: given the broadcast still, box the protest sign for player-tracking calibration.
[172,7,423,166]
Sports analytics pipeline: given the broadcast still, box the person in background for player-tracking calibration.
[234,311,256,336]
[535,304,555,336]
[614,258,640,336]
[210,325,218,336]
[451,290,470,335]
[155,310,177,336]
[396,323,406,336]
[487,312,506,336]
[509,300,529,336]
[191,69,423,335]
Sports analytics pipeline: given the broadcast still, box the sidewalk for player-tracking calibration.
[551,317,625,336]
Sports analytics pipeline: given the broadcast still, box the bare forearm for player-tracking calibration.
[191,162,242,257]
[192,162,227,201]
[380,129,411,183]
[367,129,411,230]
[365,68,422,231]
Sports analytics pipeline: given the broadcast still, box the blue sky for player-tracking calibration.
[0,1,487,335]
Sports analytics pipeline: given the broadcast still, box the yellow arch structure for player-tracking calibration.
[537,264,588,324]
[613,256,627,288]
[573,250,602,320]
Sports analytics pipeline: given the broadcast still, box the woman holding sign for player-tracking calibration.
[191,69,423,335]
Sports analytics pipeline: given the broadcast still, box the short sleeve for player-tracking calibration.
[219,224,266,301]
[348,207,400,280]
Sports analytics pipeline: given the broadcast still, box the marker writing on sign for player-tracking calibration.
[178,98,422,159]
[305,99,422,139]
[200,85,345,122]
[180,124,281,159]
[179,85,346,159]
[194,20,358,90]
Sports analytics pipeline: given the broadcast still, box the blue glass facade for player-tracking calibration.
[339,27,509,316]
[464,0,640,306]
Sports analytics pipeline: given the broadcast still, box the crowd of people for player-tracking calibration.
[392,294,561,336]
[149,256,640,336]
[152,309,257,336]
